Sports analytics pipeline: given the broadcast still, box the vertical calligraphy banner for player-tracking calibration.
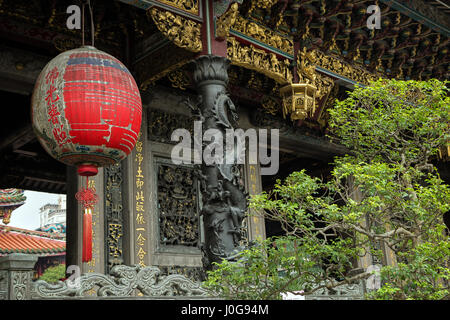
[244,162,266,241]
[131,111,149,268]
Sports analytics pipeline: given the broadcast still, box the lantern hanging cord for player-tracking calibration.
[81,1,84,46]
[81,0,95,47]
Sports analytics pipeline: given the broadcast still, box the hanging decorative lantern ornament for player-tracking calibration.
[31,2,142,262]
[280,83,317,121]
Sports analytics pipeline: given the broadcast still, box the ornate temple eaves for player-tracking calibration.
[119,0,202,20]
[126,0,448,93]
[381,0,450,37]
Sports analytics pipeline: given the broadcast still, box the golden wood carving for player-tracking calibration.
[314,74,335,102]
[156,0,199,15]
[217,5,294,55]
[248,0,278,16]
[227,37,292,84]
[297,48,334,101]
[260,95,279,115]
[216,3,239,39]
[148,7,202,53]
[140,58,192,91]
[302,49,378,85]
[135,41,196,91]
[167,69,190,90]
[317,81,339,128]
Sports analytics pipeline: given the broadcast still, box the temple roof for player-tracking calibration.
[0,189,26,207]
[0,225,65,256]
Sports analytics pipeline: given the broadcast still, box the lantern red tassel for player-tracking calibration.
[82,208,92,262]
[76,165,99,263]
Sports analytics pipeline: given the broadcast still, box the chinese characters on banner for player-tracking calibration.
[134,132,147,267]
[249,164,263,240]
[86,179,98,272]
[85,178,99,297]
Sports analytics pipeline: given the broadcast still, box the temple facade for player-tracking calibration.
[0,0,448,287]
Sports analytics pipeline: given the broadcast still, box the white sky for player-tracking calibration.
[1,190,65,230]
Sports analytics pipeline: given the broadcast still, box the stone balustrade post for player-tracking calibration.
[0,253,38,300]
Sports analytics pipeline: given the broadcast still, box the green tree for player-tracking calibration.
[203,79,450,300]
[38,264,66,284]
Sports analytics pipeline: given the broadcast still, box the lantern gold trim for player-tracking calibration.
[280,83,317,121]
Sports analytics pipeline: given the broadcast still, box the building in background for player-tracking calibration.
[37,195,66,237]
[0,225,65,279]
[0,190,66,279]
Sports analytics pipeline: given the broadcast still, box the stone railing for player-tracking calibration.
[304,281,366,300]
[1,253,366,300]
[0,254,211,300]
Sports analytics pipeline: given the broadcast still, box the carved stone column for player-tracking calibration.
[192,55,247,270]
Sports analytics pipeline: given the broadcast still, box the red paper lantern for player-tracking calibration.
[31,46,142,262]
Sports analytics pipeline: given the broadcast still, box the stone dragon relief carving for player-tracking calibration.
[190,56,249,270]
[31,265,209,298]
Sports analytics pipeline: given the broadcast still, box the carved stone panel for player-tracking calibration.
[10,271,30,300]
[156,159,201,249]
[148,108,193,144]
[104,162,124,274]
[159,265,204,282]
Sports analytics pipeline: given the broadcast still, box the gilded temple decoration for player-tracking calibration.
[155,0,199,16]
[138,48,194,91]
[216,4,294,55]
[247,0,278,16]
[273,48,334,122]
[302,49,379,86]
[233,16,293,55]
[297,48,334,101]
[148,7,202,53]
[280,83,317,121]
[260,95,279,116]
[167,69,190,90]
[227,37,292,84]
[297,48,317,85]
[317,82,339,128]
[314,75,335,102]
[216,3,239,39]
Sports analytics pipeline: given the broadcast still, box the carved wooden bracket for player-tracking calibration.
[227,37,292,85]
[216,3,294,56]
[148,7,202,53]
